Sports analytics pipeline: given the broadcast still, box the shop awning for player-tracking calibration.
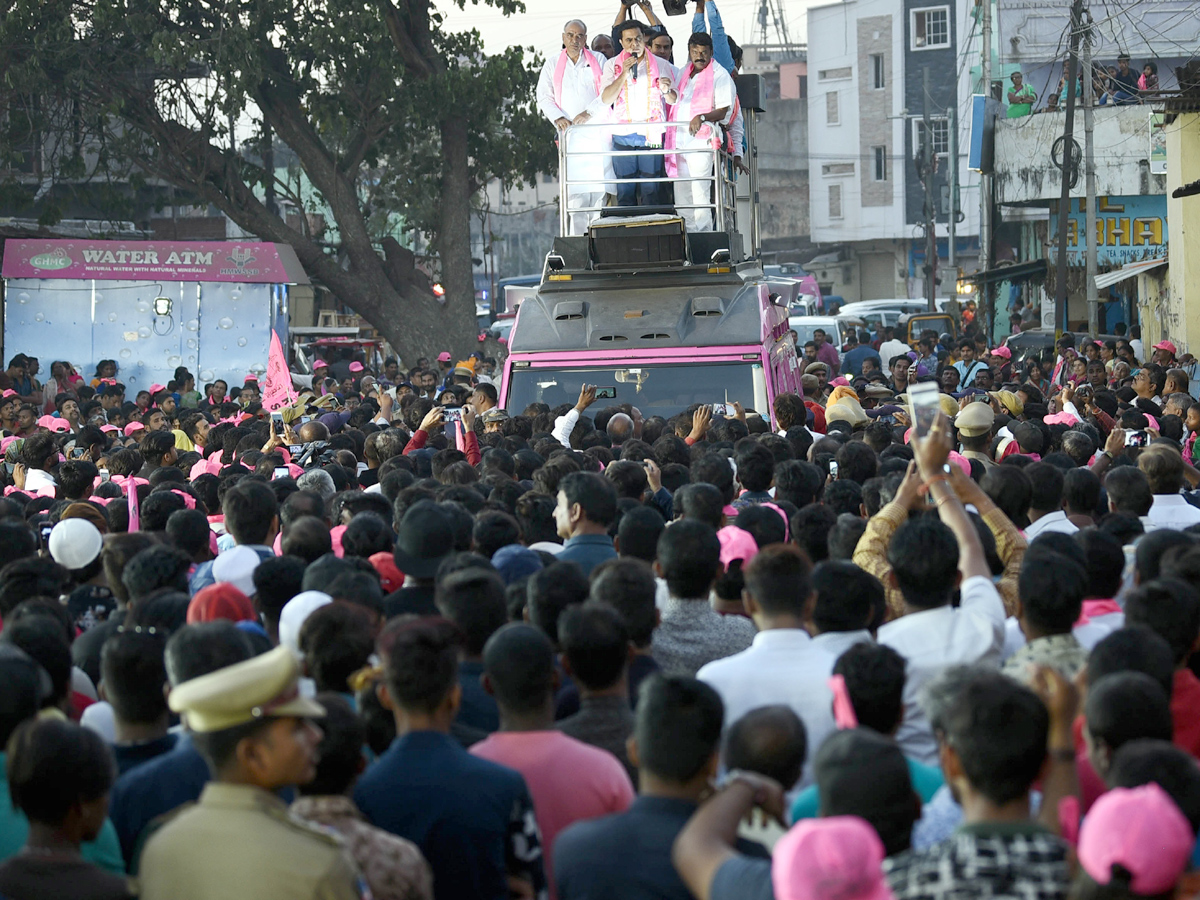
[964,259,1048,285]
[1094,257,1168,291]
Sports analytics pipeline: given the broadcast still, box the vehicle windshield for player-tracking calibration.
[789,321,837,346]
[507,361,767,418]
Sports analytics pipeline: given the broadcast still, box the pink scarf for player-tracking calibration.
[553,48,602,107]
[665,61,719,176]
[612,50,664,124]
[724,94,741,153]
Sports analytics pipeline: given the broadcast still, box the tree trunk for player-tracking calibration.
[435,115,483,362]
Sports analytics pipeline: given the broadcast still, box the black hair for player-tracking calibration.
[823,480,863,518]
[743,544,812,617]
[559,471,618,528]
[482,623,557,715]
[634,674,723,782]
[673,483,724,529]
[121,545,192,600]
[616,505,665,563]
[1135,531,1195,583]
[887,516,959,609]
[690,453,735,504]
[657,519,721,599]
[811,561,884,633]
[589,557,658,649]
[379,617,463,714]
[791,504,838,563]
[324,571,384,619]
[1085,672,1174,761]
[1025,462,1065,513]
[1073,528,1125,599]
[283,517,334,564]
[163,620,256,686]
[298,602,376,694]
[773,459,823,508]
[300,693,366,796]
[1124,576,1200,665]
[835,441,878,486]
[6,718,114,826]
[140,491,187,533]
[341,512,394,559]
[722,705,807,790]
[980,465,1032,528]
[252,555,307,627]
[57,460,100,501]
[1105,466,1154,517]
[1087,626,1176,697]
[1107,739,1200,834]
[1018,547,1088,633]
[834,642,906,735]
[940,669,1049,804]
[221,479,279,546]
[527,561,590,646]
[0,557,71,618]
[559,602,629,692]
[827,514,868,561]
[734,442,775,493]
[100,628,168,725]
[2,618,71,707]
[165,509,212,560]
[686,30,713,48]
[472,510,521,559]
[435,568,508,656]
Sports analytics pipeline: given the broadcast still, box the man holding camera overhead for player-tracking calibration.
[537,20,612,234]
[601,18,678,208]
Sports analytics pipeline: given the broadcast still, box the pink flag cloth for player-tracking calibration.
[828,675,858,729]
[262,330,296,412]
[127,476,140,532]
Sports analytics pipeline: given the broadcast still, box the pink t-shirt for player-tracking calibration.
[470,730,634,899]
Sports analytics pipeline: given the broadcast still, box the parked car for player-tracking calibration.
[1002,329,1122,362]
[788,315,866,359]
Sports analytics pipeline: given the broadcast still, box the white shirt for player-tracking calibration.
[810,629,873,662]
[601,54,676,128]
[24,467,56,492]
[879,339,912,370]
[1022,510,1079,541]
[1143,494,1200,531]
[536,50,609,124]
[698,628,837,788]
[1000,612,1125,662]
[878,576,1007,766]
[671,62,735,135]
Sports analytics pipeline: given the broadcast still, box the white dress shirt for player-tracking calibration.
[879,339,912,370]
[878,576,1007,766]
[698,628,837,788]
[809,629,873,662]
[1143,494,1200,531]
[1022,510,1079,541]
[670,62,735,141]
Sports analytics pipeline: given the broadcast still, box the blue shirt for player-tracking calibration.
[555,534,617,577]
[693,0,735,73]
[457,659,499,735]
[952,359,988,388]
[840,345,883,379]
[107,732,211,869]
[554,795,769,900]
[0,752,125,875]
[354,730,544,900]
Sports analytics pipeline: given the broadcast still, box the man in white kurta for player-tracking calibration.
[536,20,611,234]
[667,32,734,232]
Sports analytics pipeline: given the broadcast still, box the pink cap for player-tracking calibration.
[990,345,1012,359]
[437,351,452,362]
[717,526,759,568]
[329,524,347,558]
[313,358,329,368]
[100,424,119,434]
[829,376,851,388]
[1044,411,1079,426]
[946,450,971,475]
[369,551,405,593]
[1,389,18,399]
[772,816,895,900]
[149,383,166,394]
[349,361,364,373]
[1154,340,1178,354]
[245,373,259,382]
[1078,784,1193,895]
[0,436,17,452]
[124,421,145,435]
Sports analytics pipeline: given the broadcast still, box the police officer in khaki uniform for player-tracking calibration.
[136,645,367,900]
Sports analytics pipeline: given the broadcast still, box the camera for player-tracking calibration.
[1125,431,1149,448]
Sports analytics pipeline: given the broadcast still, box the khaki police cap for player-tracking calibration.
[954,401,995,437]
[481,408,510,424]
[988,389,1024,418]
[168,645,326,733]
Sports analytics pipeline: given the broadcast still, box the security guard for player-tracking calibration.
[136,645,368,900]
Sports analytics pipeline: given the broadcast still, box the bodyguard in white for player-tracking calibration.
[536,20,611,234]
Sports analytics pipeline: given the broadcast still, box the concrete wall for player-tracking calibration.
[758,97,811,248]
[994,105,1167,205]
[1164,112,1200,355]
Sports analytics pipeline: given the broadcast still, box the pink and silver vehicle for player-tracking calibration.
[499,75,802,425]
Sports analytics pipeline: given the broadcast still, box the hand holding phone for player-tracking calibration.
[443,406,464,423]
[907,382,941,439]
[273,466,290,480]
[595,386,617,400]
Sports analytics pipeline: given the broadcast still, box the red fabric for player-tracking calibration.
[403,429,429,455]
[805,400,827,434]
[464,430,481,467]
[187,583,255,624]
[369,552,404,593]
[1172,669,1200,758]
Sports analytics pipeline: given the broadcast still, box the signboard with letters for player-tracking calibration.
[1050,195,1167,267]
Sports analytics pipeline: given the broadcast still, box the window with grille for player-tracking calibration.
[913,118,950,157]
[911,7,950,49]
[873,146,888,181]
[871,54,886,89]
[829,184,843,219]
[826,92,840,125]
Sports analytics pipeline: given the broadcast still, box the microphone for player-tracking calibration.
[632,62,638,83]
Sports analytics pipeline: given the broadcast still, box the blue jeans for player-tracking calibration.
[612,133,666,207]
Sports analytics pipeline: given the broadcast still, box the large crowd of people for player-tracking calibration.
[2,319,1200,900]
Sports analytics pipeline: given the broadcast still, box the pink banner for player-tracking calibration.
[2,239,309,284]
[263,330,297,412]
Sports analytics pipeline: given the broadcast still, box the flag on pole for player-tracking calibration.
[263,330,297,412]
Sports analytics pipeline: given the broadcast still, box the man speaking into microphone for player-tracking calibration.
[600,20,678,207]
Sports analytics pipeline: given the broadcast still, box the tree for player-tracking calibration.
[0,0,555,363]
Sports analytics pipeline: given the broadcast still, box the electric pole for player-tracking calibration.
[1082,14,1099,335]
[923,67,937,311]
[979,0,993,336]
[949,103,958,275]
[1054,0,1086,334]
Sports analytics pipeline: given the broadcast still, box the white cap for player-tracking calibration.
[48,519,103,571]
[211,545,263,597]
[278,591,332,656]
